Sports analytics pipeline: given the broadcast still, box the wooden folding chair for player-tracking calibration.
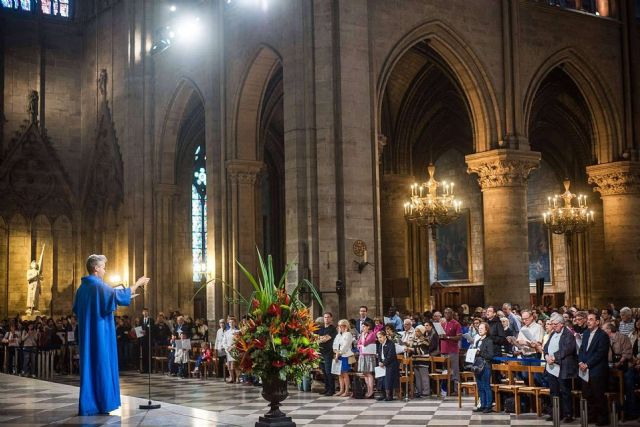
[429,355,451,397]
[515,364,547,416]
[492,362,529,414]
[397,355,414,399]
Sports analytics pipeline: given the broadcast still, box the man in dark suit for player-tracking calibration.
[578,313,609,426]
[355,306,373,336]
[376,329,400,401]
[139,308,154,373]
[543,312,578,423]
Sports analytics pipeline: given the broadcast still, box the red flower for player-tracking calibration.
[240,354,253,371]
[267,303,281,317]
[253,338,266,349]
[251,299,260,310]
[272,360,285,368]
[281,336,290,345]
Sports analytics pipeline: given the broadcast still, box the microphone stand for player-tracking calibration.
[139,290,160,410]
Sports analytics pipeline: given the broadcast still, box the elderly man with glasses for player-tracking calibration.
[543,312,578,423]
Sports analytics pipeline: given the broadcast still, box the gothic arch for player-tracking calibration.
[377,20,500,153]
[523,48,621,164]
[157,78,206,184]
[232,45,282,160]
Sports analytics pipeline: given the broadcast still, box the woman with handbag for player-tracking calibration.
[333,319,355,396]
[471,322,495,413]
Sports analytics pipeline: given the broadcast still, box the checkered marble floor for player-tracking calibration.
[0,371,565,426]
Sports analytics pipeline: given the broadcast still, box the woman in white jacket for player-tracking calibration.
[333,319,355,396]
[223,316,239,383]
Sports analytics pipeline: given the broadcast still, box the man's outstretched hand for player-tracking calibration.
[130,276,150,294]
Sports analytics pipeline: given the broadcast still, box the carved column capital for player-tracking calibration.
[226,160,264,185]
[465,149,541,190]
[586,161,640,196]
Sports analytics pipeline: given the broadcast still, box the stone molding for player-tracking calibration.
[226,160,264,185]
[586,161,640,196]
[465,149,541,190]
[154,183,178,197]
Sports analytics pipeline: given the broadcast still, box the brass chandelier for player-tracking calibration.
[543,179,595,235]
[404,164,462,239]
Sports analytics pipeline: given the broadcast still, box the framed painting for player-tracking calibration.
[528,220,552,284]
[436,209,471,282]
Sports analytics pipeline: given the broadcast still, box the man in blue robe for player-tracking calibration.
[73,254,149,416]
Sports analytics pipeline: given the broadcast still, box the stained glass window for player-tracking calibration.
[0,0,30,10]
[1,0,71,17]
[192,145,207,281]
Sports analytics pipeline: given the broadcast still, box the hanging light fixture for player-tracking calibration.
[404,164,462,239]
[543,179,595,235]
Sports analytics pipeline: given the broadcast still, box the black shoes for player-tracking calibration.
[482,408,493,413]
[562,416,574,423]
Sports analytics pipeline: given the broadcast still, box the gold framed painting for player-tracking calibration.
[435,209,471,282]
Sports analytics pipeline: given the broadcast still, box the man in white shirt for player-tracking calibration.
[515,309,544,358]
[213,319,226,378]
[400,318,415,346]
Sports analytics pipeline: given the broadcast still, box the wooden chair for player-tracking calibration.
[397,355,414,399]
[152,346,169,373]
[429,355,451,397]
[515,365,547,417]
[492,362,529,414]
[457,369,478,408]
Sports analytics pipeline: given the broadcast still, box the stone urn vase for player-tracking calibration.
[255,374,296,427]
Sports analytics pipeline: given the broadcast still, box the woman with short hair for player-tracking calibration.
[472,321,495,413]
[333,319,355,396]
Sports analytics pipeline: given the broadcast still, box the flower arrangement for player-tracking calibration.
[229,251,323,383]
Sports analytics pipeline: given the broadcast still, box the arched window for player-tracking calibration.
[192,145,207,281]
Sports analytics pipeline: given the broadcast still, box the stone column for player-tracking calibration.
[153,184,177,316]
[227,160,263,316]
[587,161,640,306]
[466,149,540,307]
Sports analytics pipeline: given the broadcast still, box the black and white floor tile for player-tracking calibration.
[0,371,574,426]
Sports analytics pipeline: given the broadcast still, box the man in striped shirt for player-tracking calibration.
[618,307,635,337]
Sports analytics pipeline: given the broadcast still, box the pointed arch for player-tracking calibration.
[523,48,621,164]
[157,78,206,184]
[232,45,282,160]
[377,20,500,153]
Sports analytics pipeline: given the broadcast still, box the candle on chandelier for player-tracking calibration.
[543,212,548,224]
[450,182,454,195]
[363,249,367,263]
[419,185,424,197]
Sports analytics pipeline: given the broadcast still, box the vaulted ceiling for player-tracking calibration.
[381,41,473,176]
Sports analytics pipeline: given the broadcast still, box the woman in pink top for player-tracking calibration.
[357,320,377,398]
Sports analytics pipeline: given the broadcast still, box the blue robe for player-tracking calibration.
[73,275,132,415]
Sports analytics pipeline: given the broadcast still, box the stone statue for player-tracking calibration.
[98,69,108,99]
[26,245,45,315]
[27,90,39,123]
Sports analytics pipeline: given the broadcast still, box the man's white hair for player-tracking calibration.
[620,307,632,316]
[550,312,565,324]
[86,254,107,274]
